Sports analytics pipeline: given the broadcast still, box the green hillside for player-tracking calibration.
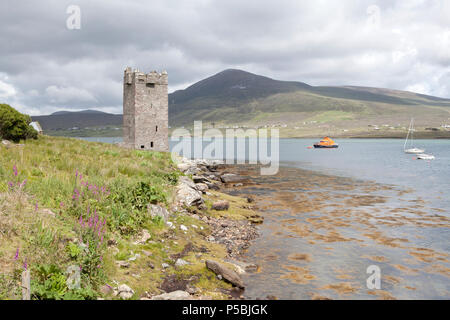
[169,69,450,137]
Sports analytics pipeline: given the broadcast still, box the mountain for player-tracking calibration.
[32,110,122,130]
[32,69,450,137]
[169,69,450,127]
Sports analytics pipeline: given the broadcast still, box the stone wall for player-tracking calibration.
[123,67,169,152]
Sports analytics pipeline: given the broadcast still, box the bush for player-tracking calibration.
[0,103,37,142]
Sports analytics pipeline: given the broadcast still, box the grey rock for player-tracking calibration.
[212,200,229,211]
[205,260,245,288]
[226,259,259,274]
[162,263,170,269]
[186,285,198,294]
[195,183,208,193]
[175,258,189,267]
[149,204,170,222]
[176,177,203,207]
[151,290,190,300]
[116,284,134,299]
[206,182,220,190]
[134,229,151,244]
[220,173,245,184]
[116,261,130,268]
[193,175,210,183]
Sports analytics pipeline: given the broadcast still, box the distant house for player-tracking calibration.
[30,121,43,134]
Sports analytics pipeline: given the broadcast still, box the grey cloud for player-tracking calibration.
[0,0,449,115]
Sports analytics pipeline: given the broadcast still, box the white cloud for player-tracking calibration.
[0,79,16,98]
[45,85,97,104]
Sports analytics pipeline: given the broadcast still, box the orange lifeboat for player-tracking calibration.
[313,137,339,148]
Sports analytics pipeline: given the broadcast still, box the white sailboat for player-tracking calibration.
[404,118,425,154]
[416,153,435,160]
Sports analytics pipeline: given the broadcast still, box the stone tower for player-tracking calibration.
[123,67,169,152]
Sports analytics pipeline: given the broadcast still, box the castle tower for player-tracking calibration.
[123,67,169,152]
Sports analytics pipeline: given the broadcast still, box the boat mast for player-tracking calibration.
[404,118,412,150]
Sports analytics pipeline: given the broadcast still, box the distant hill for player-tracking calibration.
[32,69,450,137]
[32,110,122,130]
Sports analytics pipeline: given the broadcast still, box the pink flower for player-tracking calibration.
[13,165,18,177]
[14,248,19,260]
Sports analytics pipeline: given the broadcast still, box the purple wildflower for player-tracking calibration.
[14,248,19,260]
[13,165,18,177]
[34,202,38,211]
[23,259,27,270]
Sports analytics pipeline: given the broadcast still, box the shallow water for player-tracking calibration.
[79,137,450,299]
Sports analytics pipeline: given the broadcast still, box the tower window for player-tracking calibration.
[150,141,154,148]
[146,83,155,88]
[156,125,158,132]
[141,145,145,149]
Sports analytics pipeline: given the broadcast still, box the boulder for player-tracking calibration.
[220,173,246,184]
[206,182,220,190]
[134,229,151,244]
[149,204,170,222]
[176,177,203,207]
[212,200,229,211]
[177,163,192,172]
[195,183,208,193]
[205,260,245,288]
[116,284,134,299]
[226,259,259,274]
[151,290,190,300]
[193,175,210,184]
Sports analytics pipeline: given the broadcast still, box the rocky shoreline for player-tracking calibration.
[169,156,262,298]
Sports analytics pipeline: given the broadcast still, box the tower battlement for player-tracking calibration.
[122,67,169,152]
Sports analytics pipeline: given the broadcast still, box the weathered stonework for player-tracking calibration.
[123,67,169,152]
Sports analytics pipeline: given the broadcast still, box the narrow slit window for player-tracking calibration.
[146,83,155,88]
[155,125,158,132]
[150,142,154,148]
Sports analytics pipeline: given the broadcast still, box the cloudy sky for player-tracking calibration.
[1,0,449,115]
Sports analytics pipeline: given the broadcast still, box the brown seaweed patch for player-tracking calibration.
[319,282,360,295]
[280,265,316,284]
[367,290,396,300]
[287,253,312,262]
[384,275,402,285]
[392,264,419,275]
[424,264,450,278]
[363,231,409,248]
[405,286,416,290]
[408,247,448,264]
[362,255,389,263]
[313,230,353,243]
[309,293,332,300]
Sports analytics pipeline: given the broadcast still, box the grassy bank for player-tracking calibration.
[0,136,252,300]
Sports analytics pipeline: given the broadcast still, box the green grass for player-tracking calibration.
[0,135,250,300]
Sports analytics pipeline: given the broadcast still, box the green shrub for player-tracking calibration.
[31,264,98,300]
[0,104,38,142]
